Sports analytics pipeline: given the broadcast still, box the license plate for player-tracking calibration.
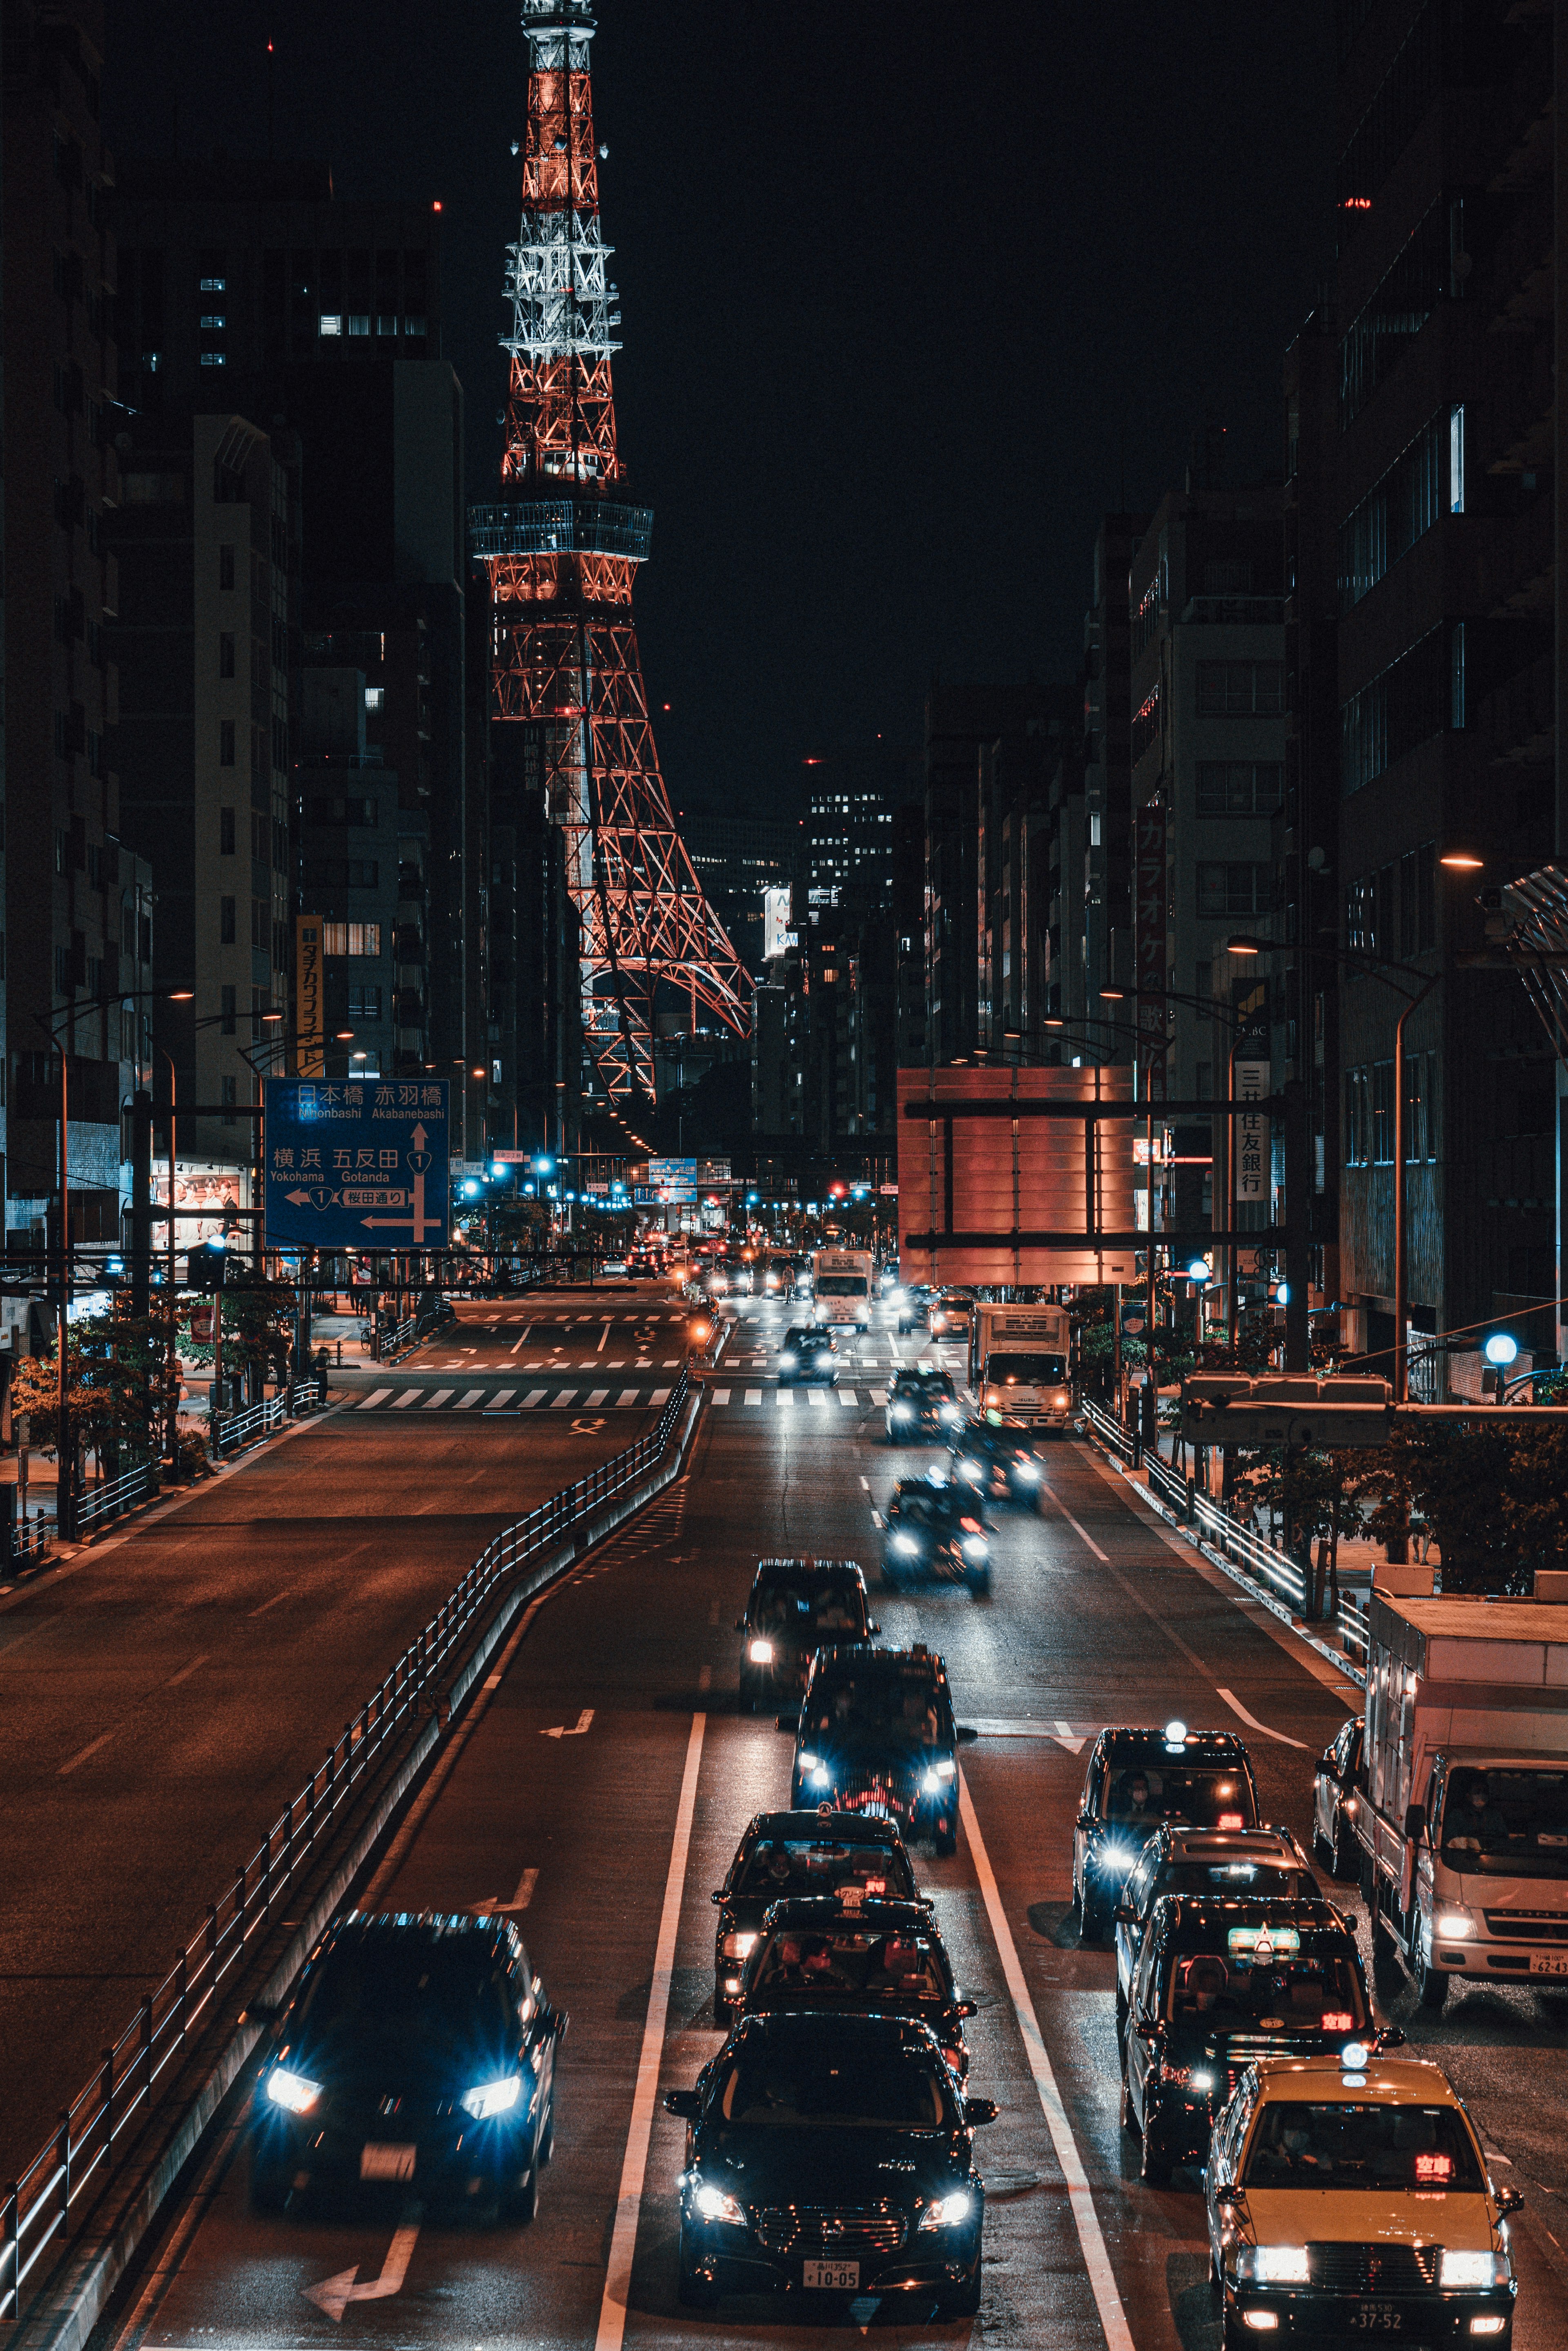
[1529,1951,1568,1976]
[359,2143,416,2180]
[1346,2307,1403,2333]
[802,2259,860,2290]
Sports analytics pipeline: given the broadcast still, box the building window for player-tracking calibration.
[200,313,225,330]
[1196,661,1284,717]
[219,542,235,590]
[220,1073,237,1126]
[1196,862,1273,918]
[220,805,236,854]
[347,859,379,888]
[322,922,381,957]
[404,314,425,337]
[364,685,384,712]
[1449,404,1465,514]
[219,631,236,678]
[376,314,398,336]
[1339,198,1452,428]
[220,896,236,944]
[220,982,236,1035]
[1337,408,1446,612]
[1371,1060,1395,1163]
[1341,623,1456,795]
[200,352,226,367]
[1196,761,1284,816]
[346,314,370,337]
[318,313,342,337]
[348,983,382,1019]
[219,719,236,767]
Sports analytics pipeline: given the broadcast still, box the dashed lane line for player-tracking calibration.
[1216,1684,1312,1750]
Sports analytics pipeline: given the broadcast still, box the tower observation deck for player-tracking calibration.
[473,0,751,1110]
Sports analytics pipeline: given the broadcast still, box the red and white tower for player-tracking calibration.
[473,0,751,1109]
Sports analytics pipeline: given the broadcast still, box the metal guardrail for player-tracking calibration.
[212,1381,323,1459]
[375,1314,420,1363]
[76,1460,160,1534]
[9,1512,53,1567]
[0,1365,692,2325]
[1081,1394,1139,1467]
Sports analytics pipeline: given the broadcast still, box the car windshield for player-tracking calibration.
[753,1580,864,1635]
[298,1943,516,2050]
[817,1276,869,1297]
[1243,2101,1484,2191]
[752,1927,948,2001]
[808,1674,949,1746]
[714,2041,956,2132]
[1102,1762,1255,1828]
[918,1373,956,1398]
[735,1837,916,1901]
[1439,1765,1568,1878]
[1163,1930,1365,2029]
[1155,1862,1309,1904]
[984,1354,1068,1383]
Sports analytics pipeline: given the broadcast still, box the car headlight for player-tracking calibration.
[1188,2069,1214,2092]
[893,1533,920,1556]
[747,1638,775,1663]
[812,1765,830,1784]
[1013,1459,1040,1481]
[265,2065,321,2115]
[692,2179,747,2226]
[780,1354,797,1369]
[962,1534,988,1559]
[891,1402,913,1418]
[1235,2246,1309,2284]
[460,2073,522,2120]
[957,1457,982,1480]
[918,2189,973,2230]
[1435,1909,1475,1939]
[798,1751,820,1770]
[720,1930,758,1960]
[1051,1392,1070,1408]
[1096,1843,1136,1875]
[1439,2250,1508,2289]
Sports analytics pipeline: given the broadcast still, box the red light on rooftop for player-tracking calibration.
[1340,196,1372,210]
[432,200,443,213]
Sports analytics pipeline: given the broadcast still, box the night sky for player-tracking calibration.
[108,1,1334,815]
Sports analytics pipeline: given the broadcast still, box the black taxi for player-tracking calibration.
[710,1810,920,2021]
[782,1643,976,1856]
[736,1558,875,1711]
[735,1894,976,2081]
[1072,1721,1261,1942]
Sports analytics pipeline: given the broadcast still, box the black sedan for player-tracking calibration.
[948,1416,1045,1510]
[711,1810,920,2021]
[1121,1894,1385,2186]
[249,1911,566,2219]
[1072,1722,1262,1942]
[736,1895,976,2081]
[881,1474,992,1595]
[665,2011,996,2315]
[784,1642,976,1855]
[736,1557,875,1712]
[1311,1712,1366,1881]
[884,1367,962,1442]
[777,1325,838,1384]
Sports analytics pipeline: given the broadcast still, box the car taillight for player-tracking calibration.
[1216,1813,1244,1829]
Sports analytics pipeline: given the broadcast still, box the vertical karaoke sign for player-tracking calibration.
[1134,800,1167,1101]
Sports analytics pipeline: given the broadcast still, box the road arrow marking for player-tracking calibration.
[469,1865,539,1917]
[303,2223,419,2321]
[541,1709,594,1740]
[1053,1718,1086,1753]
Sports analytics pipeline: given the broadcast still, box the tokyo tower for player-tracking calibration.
[472,0,751,1109]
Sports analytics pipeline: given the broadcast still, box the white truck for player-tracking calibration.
[1352,1591,1568,2011]
[811,1247,874,1331]
[967,1304,1074,1433]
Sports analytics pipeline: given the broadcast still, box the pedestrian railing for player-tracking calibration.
[1081,1394,1139,1467]
[212,1381,324,1461]
[7,1512,53,1567]
[375,1314,420,1363]
[76,1460,160,1535]
[0,1365,693,2327]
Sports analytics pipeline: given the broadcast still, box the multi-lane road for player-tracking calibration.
[59,1288,1568,2348]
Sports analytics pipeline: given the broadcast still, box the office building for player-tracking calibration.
[1080,512,1149,1045]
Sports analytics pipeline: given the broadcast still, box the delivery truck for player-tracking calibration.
[967,1304,1074,1433]
[1349,1591,1568,2011]
[811,1247,874,1331]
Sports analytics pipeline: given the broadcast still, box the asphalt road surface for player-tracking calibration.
[0,1296,679,2188]
[94,1292,1568,2349]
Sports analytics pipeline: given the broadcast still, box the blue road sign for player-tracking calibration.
[263,1078,451,1251]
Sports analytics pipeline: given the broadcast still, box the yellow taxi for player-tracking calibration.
[1205,2052,1520,2349]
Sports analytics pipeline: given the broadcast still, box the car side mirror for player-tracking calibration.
[735,1617,748,1632]
[662,2088,702,2119]
[1375,2024,1405,2050]
[1076,1811,1096,1833]
[1214,2183,1244,2210]
[710,1890,725,1906]
[866,1621,880,1636]
[244,1999,282,2025]
[1336,1913,1359,1934]
[1403,1802,1426,1841]
[1114,1898,1136,1923]
[957,1725,979,1744]
[955,1999,978,2019]
[964,2096,999,2125]
[776,1715,797,1733]
[1495,2184,1524,2217]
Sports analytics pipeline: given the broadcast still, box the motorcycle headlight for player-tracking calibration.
[1235,2246,1309,2284]
[893,1533,920,1556]
[265,2065,321,2115]
[918,2189,973,2230]
[719,1930,758,1960]
[460,2073,521,2121]
[940,1404,961,1424]
[1439,2250,1507,2289]
[922,1769,941,1793]
[747,1638,775,1663]
[692,2180,746,2227]
[811,1764,830,1784]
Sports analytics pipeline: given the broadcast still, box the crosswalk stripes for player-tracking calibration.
[522,1390,547,1407]
[482,1389,517,1412]
[341,1374,904,1416]
[422,1389,454,1410]
[456,1390,484,1410]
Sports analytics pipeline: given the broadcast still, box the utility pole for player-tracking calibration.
[1283,1077,1310,1374]
[129,1091,153,1317]
[56,1049,73,1542]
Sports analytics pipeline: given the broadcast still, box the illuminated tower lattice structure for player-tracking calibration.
[472,0,751,1108]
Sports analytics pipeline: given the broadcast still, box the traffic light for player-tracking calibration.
[186,1239,227,1291]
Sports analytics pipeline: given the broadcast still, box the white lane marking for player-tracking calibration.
[837,1388,858,1407]
[509,1334,525,1354]
[777,1390,794,1410]
[870,1387,887,1404]
[662,1357,679,1367]
[454,1389,485,1410]
[522,1389,548,1407]
[958,1772,1136,2351]
[389,1388,421,1410]
[859,1476,871,1491]
[421,1389,454,1410]
[617,1388,641,1405]
[472,1865,539,1917]
[1053,1496,1109,1561]
[808,1389,829,1409]
[744,1388,762,1405]
[712,1388,730,1405]
[483,1388,518,1411]
[595,1711,706,2351]
[637,1358,652,1367]
[303,2223,421,2320]
[607,1360,626,1368]
[247,1589,292,1618]
[598,1321,610,1352]
[58,1729,117,1776]
[357,1387,393,1410]
[586,1387,610,1406]
[650,1387,670,1404]
[542,1708,595,1739]
[166,1653,211,1689]
[1216,1685,1312,1750]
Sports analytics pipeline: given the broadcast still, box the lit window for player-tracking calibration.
[200,314,225,330]
[322,922,382,957]
[404,315,426,336]
[199,276,226,292]
[200,352,226,367]
[364,686,384,712]
[346,315,370,337]
[1449,404,1465,514]
[376,315,398,336]
[318,314,343,337]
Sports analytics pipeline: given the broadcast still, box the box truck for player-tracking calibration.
[811,1247,874,1331]
[967,1305,1074,1432]
[1349,1591,1568,2011]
